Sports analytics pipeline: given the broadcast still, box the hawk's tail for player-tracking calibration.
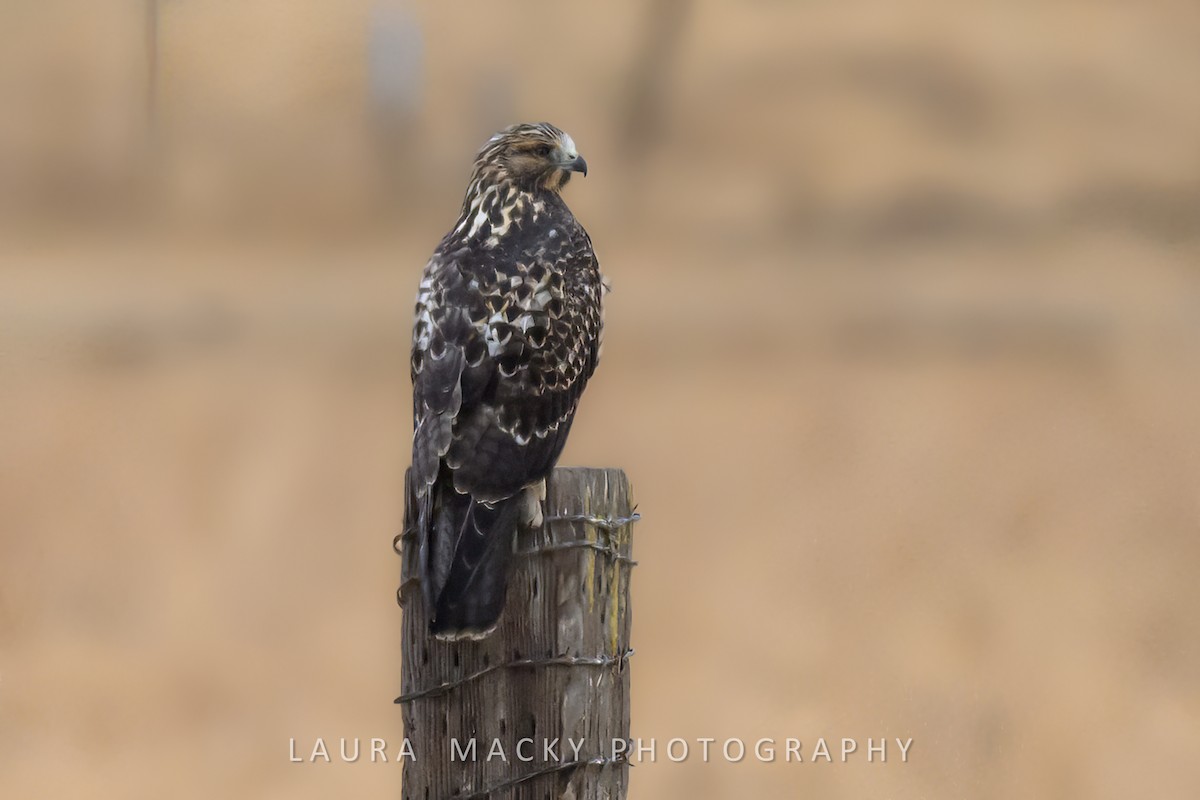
[425,484,522,640]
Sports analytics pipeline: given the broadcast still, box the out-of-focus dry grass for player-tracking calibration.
[2,1,1199,798]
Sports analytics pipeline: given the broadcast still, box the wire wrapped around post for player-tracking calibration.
[396,467,638,800]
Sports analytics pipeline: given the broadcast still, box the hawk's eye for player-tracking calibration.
[534,144,553,157]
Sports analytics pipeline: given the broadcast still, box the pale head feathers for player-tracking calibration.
[471,122,587,194]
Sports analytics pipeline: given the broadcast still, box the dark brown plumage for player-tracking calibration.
[408,123,604,639]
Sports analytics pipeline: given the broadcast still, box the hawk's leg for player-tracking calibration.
[519,479,547,530]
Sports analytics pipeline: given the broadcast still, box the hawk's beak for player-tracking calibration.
[563,155,588,177]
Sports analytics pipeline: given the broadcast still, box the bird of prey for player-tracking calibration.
[408,123,604,640]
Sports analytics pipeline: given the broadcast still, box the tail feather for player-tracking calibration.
[423,482,521,639]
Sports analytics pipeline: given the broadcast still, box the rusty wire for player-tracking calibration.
[393,510,640,605]
[394,649,634,704]
[456,753,630,799]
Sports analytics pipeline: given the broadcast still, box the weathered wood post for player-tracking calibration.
[396,467,637,799]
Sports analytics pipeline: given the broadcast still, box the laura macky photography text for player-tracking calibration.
[288,736,914,765]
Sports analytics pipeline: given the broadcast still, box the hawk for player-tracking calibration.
[407,123,604,639]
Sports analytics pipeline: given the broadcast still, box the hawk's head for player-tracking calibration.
[474,122,588,194]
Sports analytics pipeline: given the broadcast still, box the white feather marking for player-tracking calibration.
[467,209,488,237]
[491,206,515,238]
[485,311,512,356]
[453,193,483,235]
[415,314,433,349]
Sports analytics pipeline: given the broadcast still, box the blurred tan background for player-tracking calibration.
[2,1,1199,797]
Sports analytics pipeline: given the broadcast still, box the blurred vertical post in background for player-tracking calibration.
[620,0,691,159]
[144,0,158,147]
[397,468,636,800]
[367,1,424,210]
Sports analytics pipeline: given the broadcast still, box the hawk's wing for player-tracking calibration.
[409,225,603,635]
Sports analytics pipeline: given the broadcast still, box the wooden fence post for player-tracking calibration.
[396,467,638,799]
